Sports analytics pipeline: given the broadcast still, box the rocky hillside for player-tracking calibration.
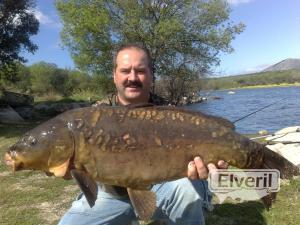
[263,58,300,72]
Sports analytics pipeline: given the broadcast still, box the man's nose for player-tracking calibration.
[128,70,138,81]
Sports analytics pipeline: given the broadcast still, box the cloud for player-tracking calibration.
[30,8,62,28]
[226,0,255,6]
[214,63,272,76]
[244,63,272,73]
[33,9,52,24]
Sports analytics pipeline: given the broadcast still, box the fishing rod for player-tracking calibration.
[233,97,287,124]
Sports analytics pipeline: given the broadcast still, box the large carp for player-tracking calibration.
[4,105,299,219]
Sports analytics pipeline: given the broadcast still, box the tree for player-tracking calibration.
[29,62,93,97]
[56,0,244,101]
[66,70,92,92]
[14,63,32,92]
[30,62,74,96]
[29,62,57,94]
[0,0,39,83]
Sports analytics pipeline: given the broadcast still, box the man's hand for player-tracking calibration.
[187,156,228,180]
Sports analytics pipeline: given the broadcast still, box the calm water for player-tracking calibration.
[186,86,300,134]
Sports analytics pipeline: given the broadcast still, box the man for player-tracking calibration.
[58,44,228,225]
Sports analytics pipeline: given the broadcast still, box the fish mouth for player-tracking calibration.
[4,152,21,172]
[4,152,13,165]
[4,152,58,177]
[4,151,24,172]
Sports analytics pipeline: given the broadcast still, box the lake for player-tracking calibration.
[186,86,300,134]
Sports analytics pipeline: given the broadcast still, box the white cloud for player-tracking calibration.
[226,0,255,6]
[29,8,62,28]
[33,9,53,24]
[214,63,272,77]
[244,63,272,73]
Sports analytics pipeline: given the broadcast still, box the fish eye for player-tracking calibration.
[28,136,37,146]
[31,139,37,145]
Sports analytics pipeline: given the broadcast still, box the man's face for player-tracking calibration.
[114,48,153,105]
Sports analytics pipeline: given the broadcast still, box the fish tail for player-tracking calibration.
[260,147,299,209]
[262,146,299,179]
[261,192,277,210]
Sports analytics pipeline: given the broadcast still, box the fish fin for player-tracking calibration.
[126,103,155,108]
[261,192,277,210]
[156,106,235,130]
[49,159,70,177]
[263,147,300,179]
[260,147,298,209]
[127,188,157,221]
[71,169,98,208]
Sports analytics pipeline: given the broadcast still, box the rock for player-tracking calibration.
[14,106,35,120]
[33,102,91,117]
[211,96,222,100]
[0,105,24,123]
[178,96,204,106]
[258,130,268,135]
[266,143,300,166]
[0,90,34,107]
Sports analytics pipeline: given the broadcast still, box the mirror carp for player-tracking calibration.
[4,105,299,220]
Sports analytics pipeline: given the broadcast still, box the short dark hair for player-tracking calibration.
[113,43,154,74]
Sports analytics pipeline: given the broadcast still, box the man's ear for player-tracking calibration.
[113,72,116,83]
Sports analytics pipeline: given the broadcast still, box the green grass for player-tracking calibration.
[33,89,105,104]
[0,122,299,225]
[205,178,300,225]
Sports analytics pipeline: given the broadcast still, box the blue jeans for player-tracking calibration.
[58,178,212,225]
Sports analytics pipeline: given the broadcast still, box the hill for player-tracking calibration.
[263,58,300,72]
[203,69,300,90]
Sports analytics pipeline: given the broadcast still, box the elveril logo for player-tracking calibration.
[208,169,280,203]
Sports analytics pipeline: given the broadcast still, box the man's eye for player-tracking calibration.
[121,70,130,74]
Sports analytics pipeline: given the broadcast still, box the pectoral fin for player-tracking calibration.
[49,159,70,177]
[71,169,98,207]
[127,188,157,221]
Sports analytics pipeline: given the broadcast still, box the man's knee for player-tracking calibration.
[58,189,136,225]
[153,178,208,225]
[169,178,208,204]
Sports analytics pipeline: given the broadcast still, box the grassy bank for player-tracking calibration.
[203,69,300,90]
[0,122,299,225]
[226,82,300,90]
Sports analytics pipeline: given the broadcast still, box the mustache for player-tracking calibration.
[124,81,143,88]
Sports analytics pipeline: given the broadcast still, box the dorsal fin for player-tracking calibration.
[126,103,155,108]
[155,106,235,130]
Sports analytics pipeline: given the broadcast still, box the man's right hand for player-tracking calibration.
[187,156,228,180]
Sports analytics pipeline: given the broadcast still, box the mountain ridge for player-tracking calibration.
[263,58,300,72]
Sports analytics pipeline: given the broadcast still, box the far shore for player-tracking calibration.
[213,82,300,91]
[229,82,300,90]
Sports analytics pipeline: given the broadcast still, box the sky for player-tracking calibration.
[21,0,300,76]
